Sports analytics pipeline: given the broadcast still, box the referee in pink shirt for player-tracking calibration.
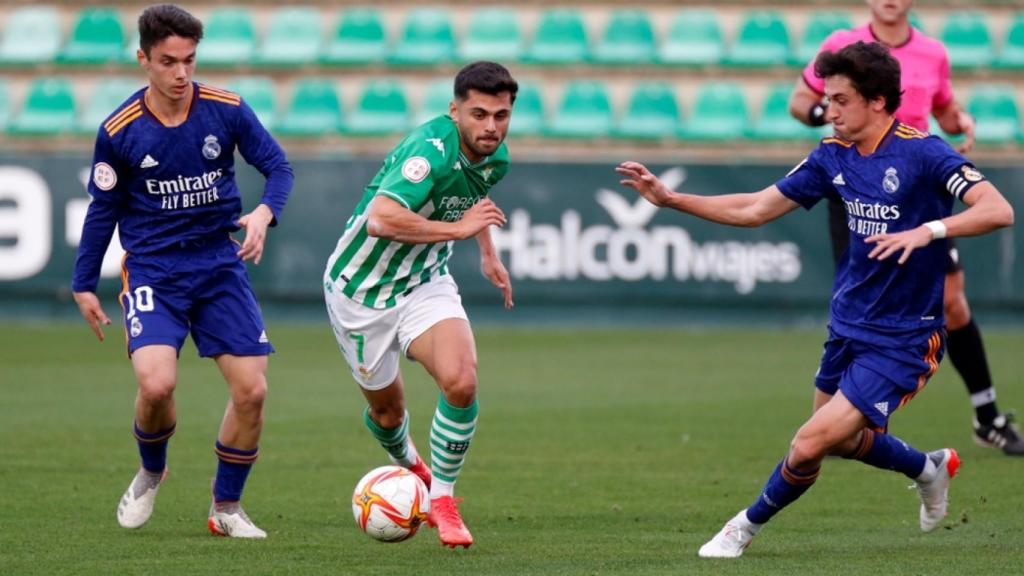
[790,0,1023,456]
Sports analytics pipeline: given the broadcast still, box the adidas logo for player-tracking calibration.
[140,154,159,169]
[874,401,889,416]
[832,173,846,186]
[258,330,268,344]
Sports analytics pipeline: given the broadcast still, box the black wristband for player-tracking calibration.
[808,102,827,127]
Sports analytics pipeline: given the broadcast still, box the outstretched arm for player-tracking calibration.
[366,196,507,244]
[616,161,801,227]
[867,181,1014,264]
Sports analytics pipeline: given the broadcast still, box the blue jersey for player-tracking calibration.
[776,120,985,345]
[72,82,293,292]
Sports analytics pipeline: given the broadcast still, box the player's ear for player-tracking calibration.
[448,99,457,121]
[136,48,148,69]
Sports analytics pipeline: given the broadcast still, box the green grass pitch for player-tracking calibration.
[1,325,1022,575]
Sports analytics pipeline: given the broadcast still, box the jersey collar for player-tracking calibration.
[142,82,196,128]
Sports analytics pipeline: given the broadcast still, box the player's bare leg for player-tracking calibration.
[408,318,479,548]
[207,354,267,538]
[118,345,178,529]
[362,374,431,488]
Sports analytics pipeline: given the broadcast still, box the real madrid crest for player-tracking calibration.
[202,134,222,160]
[130,316,144,338]
[882,167,900,194]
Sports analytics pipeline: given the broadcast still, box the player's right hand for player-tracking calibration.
[616,161,675,207]
[73,291,111,342]
[457,198,506,239]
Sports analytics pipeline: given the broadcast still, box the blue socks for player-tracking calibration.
[213,441,258,503]
[134,422,175,474]
[746,458,821,524]
[844,429,927,479]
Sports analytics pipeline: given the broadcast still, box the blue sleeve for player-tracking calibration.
[774,147,833,210]
[234,99,293,224]
[72,130,126,293]
[921,135,987,202]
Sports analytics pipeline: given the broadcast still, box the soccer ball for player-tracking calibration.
[352,465,430,542]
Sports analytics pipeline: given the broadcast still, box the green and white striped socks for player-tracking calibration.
[364,408,419,468]
[429,395,478,498]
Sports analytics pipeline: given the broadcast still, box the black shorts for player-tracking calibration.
[827,197,961,273]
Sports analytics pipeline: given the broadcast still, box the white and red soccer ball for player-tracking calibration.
[352,465,430,542]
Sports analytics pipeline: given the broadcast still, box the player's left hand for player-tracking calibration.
[955,110,976,154]
[237,204,274,264]
[865,225,934,265]
[481,255,513,309]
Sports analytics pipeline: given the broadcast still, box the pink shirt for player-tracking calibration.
[802,23,954,132]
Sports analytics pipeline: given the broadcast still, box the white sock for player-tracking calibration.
[430,477,455,499]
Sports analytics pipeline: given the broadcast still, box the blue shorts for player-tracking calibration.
[119,239,273,358]
[814,328,944,430]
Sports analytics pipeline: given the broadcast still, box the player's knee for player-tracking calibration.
[789,431,829,468]
[438,362,478,407]
[232,376,268,411]
[136,373,176,405]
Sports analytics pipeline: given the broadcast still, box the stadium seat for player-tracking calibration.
[458,8,524,62]
[198,8,257,66]
[546,81,613,138]
[749,83,826,140]
[344,80,410,135]
[416,79,453,127]
[321,9,388,65]
[996,13,1024,69]
[526,9,589,65]
[792,12,853,65]
[278,79,343,136]
[59,8,126,64]
[614,82,682,139]
[509,82,544,136]
[77,78,142,134]
[227,76,278,131]
[389,9,456,65]
[256,7,322,66]
[968,85,1022,144]
[681,82,749,141]
[10,78,77,135]
[658,10,724,66]
[727,10,791,67]
[940,12,994,69]
[593,10,656,65]
[0,7,62,66]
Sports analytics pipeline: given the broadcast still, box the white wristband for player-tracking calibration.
[924,220,947,240]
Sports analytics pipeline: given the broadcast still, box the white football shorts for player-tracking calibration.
[324,274,469,390]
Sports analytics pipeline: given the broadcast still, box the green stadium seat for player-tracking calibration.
[546,81,612,138]
[727,11,790,67]
[227,76,278,131]
[926,117,965,148]
[256,7,322,66]
[59,8,126,64]
[593,10,656,65]
[458,8,524,62]
[321,9,387,65]
[198,8,256,66]
[658,10,724,66]
[614,82,682,139]
[10,78,77,135]
[681,82,749,141]
[750,83,826,140]
[345,80,410,135]
[389,9,455,65]
[526,9,589,65]
[792,12,853,65]
[509,82,544,136]
[968,85,1022,144]
[278,79,343,136]
[996,13,1024,69]
[0,7,61,65]
[414,79,452,127]
[941,12,993,69]
[77,78,142,134]
[0,79,9,131]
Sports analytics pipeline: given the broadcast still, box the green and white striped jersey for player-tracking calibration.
[326,115,511,309]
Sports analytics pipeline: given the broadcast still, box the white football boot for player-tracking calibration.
[916,448,961,532]
[698,509,761,558]
[208,501,267,539]
[117,468,166,529]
